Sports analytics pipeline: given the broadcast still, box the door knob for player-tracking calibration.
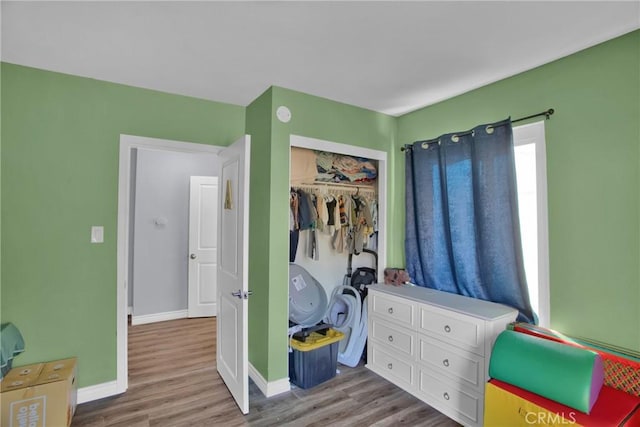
[190,254,197,259]
[231,290,252,299]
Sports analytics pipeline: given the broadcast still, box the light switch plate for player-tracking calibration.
[91,226,104,243]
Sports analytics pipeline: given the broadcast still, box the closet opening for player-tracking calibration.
[290,152,380,294]
[115,135,223,397]
[287,135,387,379]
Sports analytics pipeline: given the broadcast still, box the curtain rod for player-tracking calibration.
[400,108,554,152]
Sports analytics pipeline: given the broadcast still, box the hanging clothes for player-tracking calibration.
[290,190,299,231]
[290,229,299,262]
[370,197,378,230]
[347,195,364,255]
[325,196,337,235]
[297,190,316,230]
[367,197,379,251]
[289,190,300,262]
[316,194,328,232]
[308,228,319,260]
[360,197,374,228]
[338,195,348,227]
[332,226,346,254]
[332,195,346,253]
[302,191,319,260]
[290,185,378,261]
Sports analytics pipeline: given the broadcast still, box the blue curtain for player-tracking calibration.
[405,118,534,323]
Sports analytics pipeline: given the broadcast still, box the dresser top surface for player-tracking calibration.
[369,284,518,320]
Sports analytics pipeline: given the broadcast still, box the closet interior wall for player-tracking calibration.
[290,147,379,298]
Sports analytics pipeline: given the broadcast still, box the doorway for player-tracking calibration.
[129,148,220,324]
[116,135,222,394]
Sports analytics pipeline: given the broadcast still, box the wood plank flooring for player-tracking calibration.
[73,317,459,427]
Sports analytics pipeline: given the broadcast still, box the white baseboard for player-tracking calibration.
[248,362,290,398]
[131,309,188,325]
[77,380,120,404]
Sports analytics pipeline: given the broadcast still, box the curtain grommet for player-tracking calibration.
[421,142,429,149]
[486,125,494,134]
[451,135,459,143]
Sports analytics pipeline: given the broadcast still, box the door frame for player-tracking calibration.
[116,134,222,394]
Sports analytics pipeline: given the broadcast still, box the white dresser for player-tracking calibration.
[366,284,518,427]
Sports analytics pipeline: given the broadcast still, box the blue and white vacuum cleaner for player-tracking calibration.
[288,263,369,367]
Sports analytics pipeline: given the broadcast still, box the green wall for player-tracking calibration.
[246,86,396,380]
[395,30,640,352]
[245,87,274,378]
[3,29,638,392]
[0,64,398,387]
[0,63,245,387]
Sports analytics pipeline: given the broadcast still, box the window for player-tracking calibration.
[513,121,550,327]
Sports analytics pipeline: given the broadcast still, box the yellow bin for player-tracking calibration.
[290,329,345,351]
[289,329,345,388]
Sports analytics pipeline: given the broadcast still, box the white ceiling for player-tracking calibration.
[2,1,639,116]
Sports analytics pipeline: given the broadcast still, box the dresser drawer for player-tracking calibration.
[418,368,481,426]
[371,291,416,328]
[371,318,416,358]
[369,343,414,387]
[418,334,484,392]
[419,305,485,355]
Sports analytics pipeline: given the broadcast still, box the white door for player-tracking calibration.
[217,135,251,414]
[188,176,219,317]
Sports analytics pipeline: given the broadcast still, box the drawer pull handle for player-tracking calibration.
[443,392,450,401]
[443,359,449,367]
[388,307,394,314]
[387,363,393,370]
[444,325,451,333]
[388,335,394,342]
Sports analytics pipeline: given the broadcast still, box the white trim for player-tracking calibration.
[513,121,550,327]
[128,306,132,315]
[131,309,188,326]
[248,363,290,398]
[77,381,119,404]
[117,134,224,396]
[290,134,387,162]
[289,134,388,280]
[120,134,222,155]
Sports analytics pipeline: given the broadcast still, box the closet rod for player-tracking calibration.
[400,108,554,151]
[292,182,376,195]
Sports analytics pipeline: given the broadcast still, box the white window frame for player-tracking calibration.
[513,121,550,327]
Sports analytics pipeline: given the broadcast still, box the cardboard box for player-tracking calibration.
[1,357,77,427]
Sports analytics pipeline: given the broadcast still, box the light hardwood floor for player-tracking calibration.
[73,317,459,427]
